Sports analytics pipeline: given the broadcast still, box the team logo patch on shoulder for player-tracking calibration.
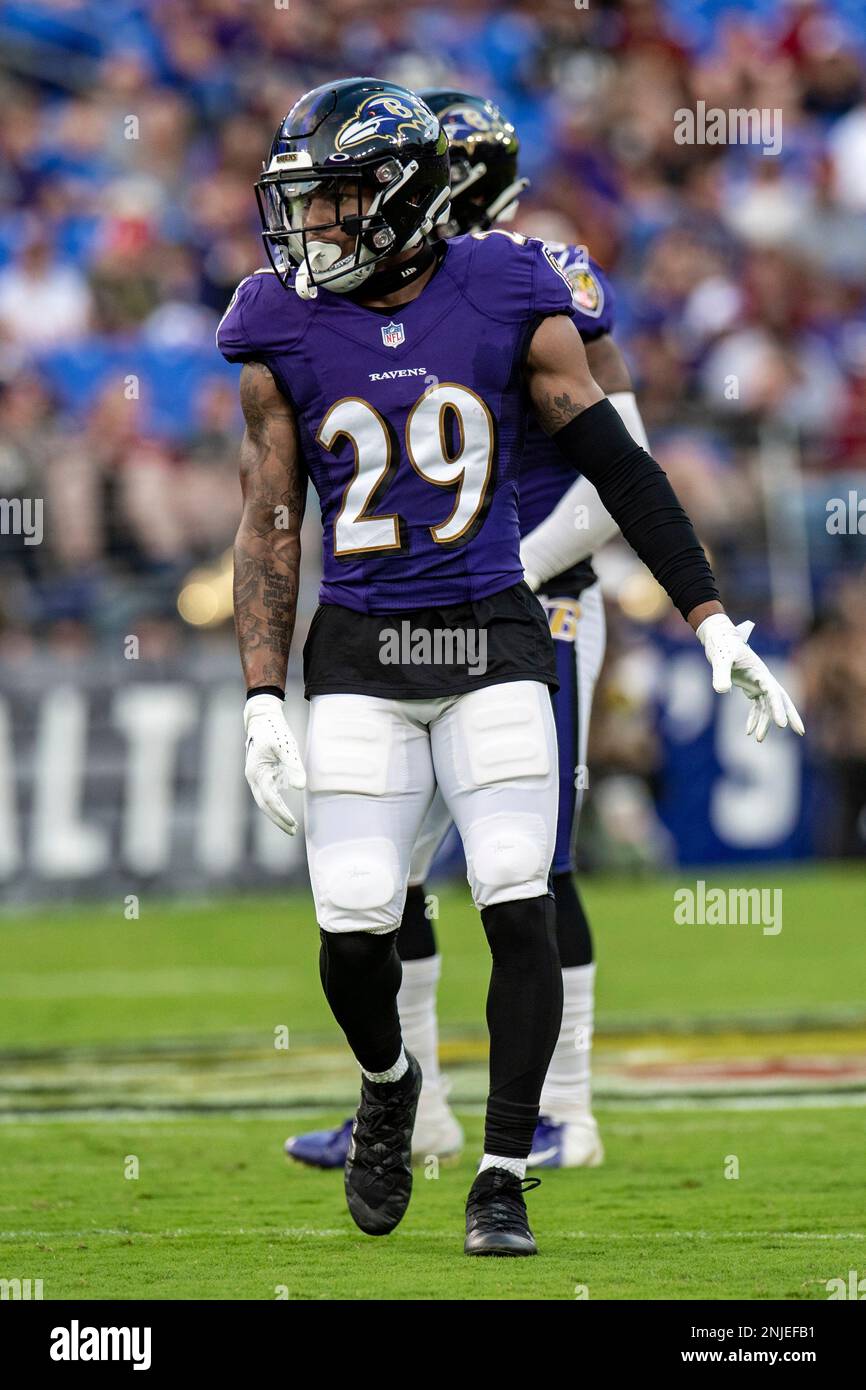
[336,94,439,152]
[568,266,603,318]
[540,243,574,292]
[381,320,405,348]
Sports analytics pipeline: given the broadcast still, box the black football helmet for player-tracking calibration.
[418,89,528,237]
[256,77,450,298]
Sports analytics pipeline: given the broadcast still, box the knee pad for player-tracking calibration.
[457,683,551,789]
[312,837,400,933]
[463,812,550,909]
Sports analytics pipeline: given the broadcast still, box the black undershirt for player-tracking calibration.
[303,580,558,700]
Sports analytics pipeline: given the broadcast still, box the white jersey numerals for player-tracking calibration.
[318,397,400,556]
[470,229,527,245]
[405,384,494,543]
[317,383,495,557]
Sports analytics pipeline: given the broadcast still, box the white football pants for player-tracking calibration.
[409,581,606,886]
[304,680,558,934]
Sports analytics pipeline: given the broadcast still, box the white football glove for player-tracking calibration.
[243,694,306,834]
[696,614,805,742]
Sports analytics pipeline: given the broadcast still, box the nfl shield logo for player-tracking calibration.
[381,320,405,349]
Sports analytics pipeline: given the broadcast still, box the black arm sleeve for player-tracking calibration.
[552,398,720,620]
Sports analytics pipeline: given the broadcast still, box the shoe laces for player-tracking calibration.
[467,1172,541,1231]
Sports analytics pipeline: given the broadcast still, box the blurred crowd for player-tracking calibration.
[0,0,865,851]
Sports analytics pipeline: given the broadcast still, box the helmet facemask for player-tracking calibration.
[256,154,450,299]
[443,150,529,235]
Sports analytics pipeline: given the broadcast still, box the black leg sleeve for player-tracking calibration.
[480,895,563,1158]
[319,929,403,1074]
[553,870,593,968]
[396,883,438,961]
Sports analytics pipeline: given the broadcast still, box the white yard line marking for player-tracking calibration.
[0,1228,863,1243]
[1,969,288,999]
[3,1089,866,1124]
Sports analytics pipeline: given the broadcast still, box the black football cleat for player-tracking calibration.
[344,1052,422,1236]
[464,1169,541,1256]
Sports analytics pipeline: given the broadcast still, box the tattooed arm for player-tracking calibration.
[233,361,305,690]
[525,313,605,429]
[523,314,723,630]
[233,362,307,834]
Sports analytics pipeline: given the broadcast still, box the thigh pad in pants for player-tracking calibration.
[305,695,434,933]
[433,681,557,909]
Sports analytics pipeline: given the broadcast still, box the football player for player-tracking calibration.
[220,78,802,1256]
[285,90,654,1173]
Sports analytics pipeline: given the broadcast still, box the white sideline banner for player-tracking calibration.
[0,655,309,900]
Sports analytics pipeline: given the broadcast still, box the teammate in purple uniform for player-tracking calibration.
[220,78,802,1256]
[285,90,652,1173]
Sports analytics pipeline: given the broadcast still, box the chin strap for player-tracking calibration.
[294,261,318,300]
[347,243,439,301]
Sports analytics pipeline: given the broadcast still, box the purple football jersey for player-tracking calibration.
[518,244,616,541]
[218,231,572,614]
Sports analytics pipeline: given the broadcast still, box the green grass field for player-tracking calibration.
[1,865,865,1300]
